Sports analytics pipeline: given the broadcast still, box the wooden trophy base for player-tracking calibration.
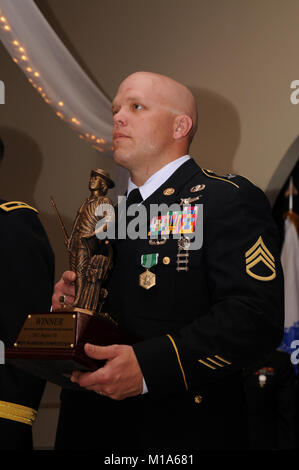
[5,311,134,390]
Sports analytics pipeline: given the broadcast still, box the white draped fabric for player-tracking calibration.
[0,0,130,194]
[0,0,113,152]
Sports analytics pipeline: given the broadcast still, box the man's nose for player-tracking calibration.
[113,108,127,126]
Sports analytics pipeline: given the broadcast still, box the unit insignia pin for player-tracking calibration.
[190,184,205,193]
[163,188,175,196]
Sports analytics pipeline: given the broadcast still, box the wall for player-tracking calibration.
[35,0,299,191]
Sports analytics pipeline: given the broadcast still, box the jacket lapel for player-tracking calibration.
[142,158,202,223]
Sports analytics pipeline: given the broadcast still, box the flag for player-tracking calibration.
[279,216,299,356]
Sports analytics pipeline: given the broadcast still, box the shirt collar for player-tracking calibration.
[127,155,190,201]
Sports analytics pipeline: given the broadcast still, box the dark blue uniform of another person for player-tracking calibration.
[0,138,54,449]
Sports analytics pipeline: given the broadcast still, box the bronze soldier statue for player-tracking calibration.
[52,168,115,315]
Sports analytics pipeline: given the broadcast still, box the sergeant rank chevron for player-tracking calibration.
[245,236,276,281]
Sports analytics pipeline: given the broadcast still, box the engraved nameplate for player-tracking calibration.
[14,313,76,349]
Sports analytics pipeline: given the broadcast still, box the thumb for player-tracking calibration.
[62,270,76,284]
[84,343,118,360]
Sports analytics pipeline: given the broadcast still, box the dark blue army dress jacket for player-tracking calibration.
[105,157,284,448]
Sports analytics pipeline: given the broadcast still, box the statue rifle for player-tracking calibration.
[50,196,69,249]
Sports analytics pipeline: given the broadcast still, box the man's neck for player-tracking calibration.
[130,151,189,186]
[127,155,191,202]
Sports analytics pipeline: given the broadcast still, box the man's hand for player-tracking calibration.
[71,343,143,400]
[52,270,76,310]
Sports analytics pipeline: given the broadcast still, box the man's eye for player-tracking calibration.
[133,104,143,110]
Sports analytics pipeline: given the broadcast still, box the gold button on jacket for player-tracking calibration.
[194,395,203,404]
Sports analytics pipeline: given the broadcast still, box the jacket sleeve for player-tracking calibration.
[133,181,284,397]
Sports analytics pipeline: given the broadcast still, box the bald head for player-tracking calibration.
[112,71,197,184]
[117,71,198,144]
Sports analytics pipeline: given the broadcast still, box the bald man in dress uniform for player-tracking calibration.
[53,72,284,450]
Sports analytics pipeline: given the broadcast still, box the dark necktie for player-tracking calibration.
[126,188,143,205]
[126,188,143,227]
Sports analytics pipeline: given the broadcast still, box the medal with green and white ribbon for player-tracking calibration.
[139,253,159,290]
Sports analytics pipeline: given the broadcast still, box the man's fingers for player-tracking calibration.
[70,370,81,383]
[52,293,74,310]
[70,344,143,400]
[62,270,76,284]
[70,344,119,387]
[84,343,119,360]
[52,271,76,310]
[71,367,107,388]
[64,294,75,304]
[70,370,96,387]
[55,283,75,298]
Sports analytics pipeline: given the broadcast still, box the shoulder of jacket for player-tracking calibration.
[0,201,38,214]
[195,168,267,206]
[199,168,242,189]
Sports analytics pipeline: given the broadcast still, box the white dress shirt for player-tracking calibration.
[127,154,190,201]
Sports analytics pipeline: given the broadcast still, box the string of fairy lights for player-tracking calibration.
[0,10,112,153]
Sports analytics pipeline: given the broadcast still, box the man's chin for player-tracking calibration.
[113,151,133,169]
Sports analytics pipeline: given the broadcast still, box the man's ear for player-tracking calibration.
[173,115,193,140]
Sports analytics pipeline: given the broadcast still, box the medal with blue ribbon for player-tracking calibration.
[139,253,159,289]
